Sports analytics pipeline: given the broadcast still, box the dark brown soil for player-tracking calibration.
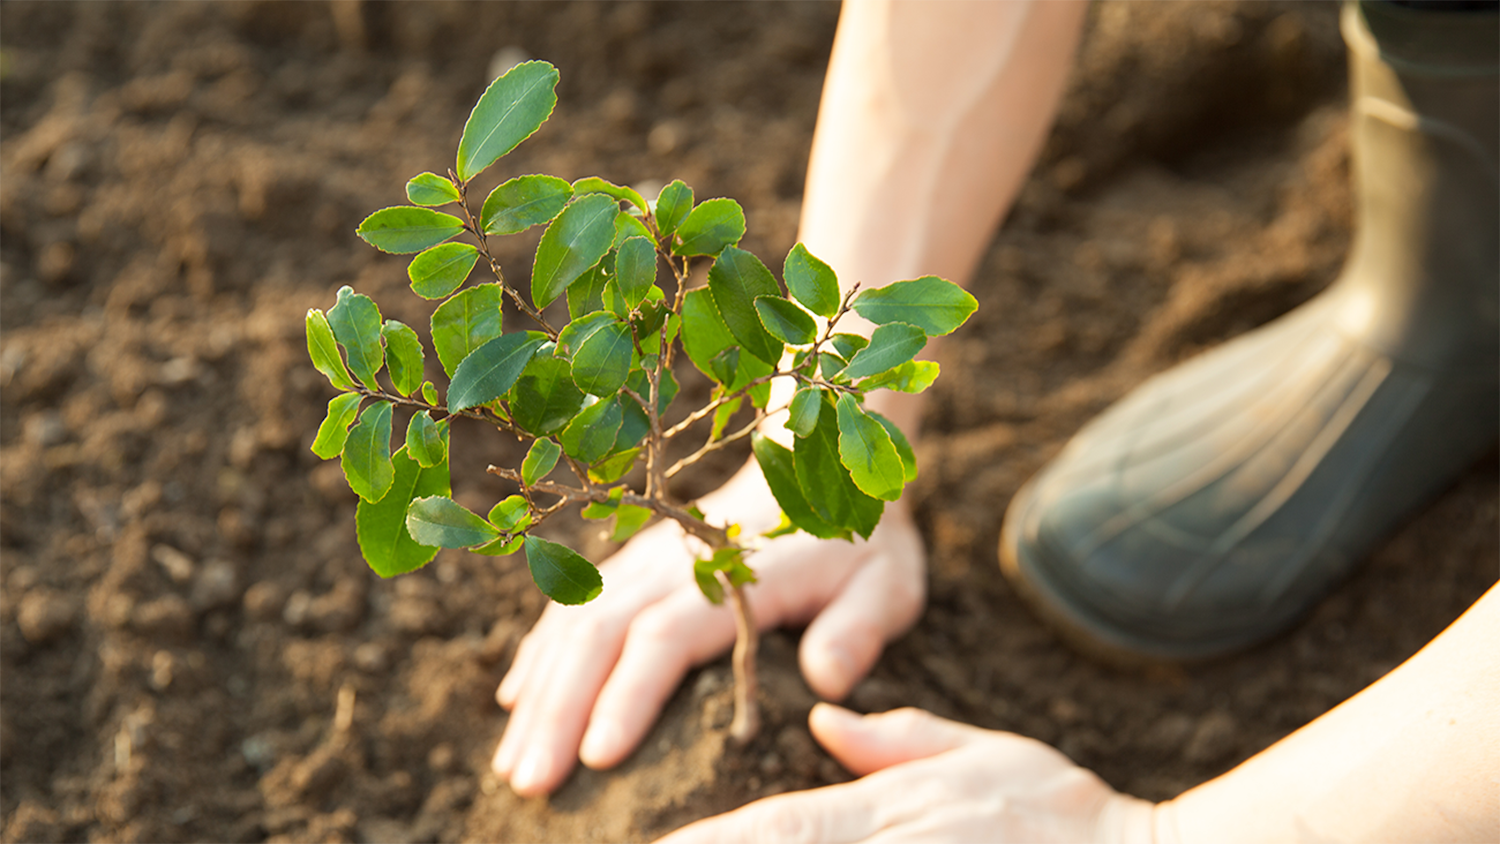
[1,2,1494,842]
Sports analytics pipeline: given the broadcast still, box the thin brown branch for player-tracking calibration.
[718,571,759,745]
[454,179,559,340]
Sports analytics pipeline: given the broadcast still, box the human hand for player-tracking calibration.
[658,704,1158,843]
[491,466,927,796]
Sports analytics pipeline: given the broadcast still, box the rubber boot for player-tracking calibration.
[999,1,1498,662]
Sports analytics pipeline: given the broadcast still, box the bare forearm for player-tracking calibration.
[1160,584,1500,843]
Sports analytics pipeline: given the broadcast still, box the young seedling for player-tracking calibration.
[306,61,975,744]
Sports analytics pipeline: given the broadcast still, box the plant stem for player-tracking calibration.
[716,569,759,745]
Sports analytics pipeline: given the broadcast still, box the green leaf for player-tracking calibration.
[614,211,653,248]
[381,320,425,396]
[557,311,617,357]
[572,176,647,213]
[588,448,639,484]
[521,438,561,486]
[708,247,783,365]
[784,242,840,319]
[306,309,357,391]
[654,180,693,238]
[448,331,546,411]
[673,197,745,257]
[829,333,868,360]
[711,394,743,442]
[611,504,652,542]
[406,172,460,207]
[615,235,656,309]
[481,174,573,236]
[835,393,905,501]
[681,288,773,391]
[524,536,603,605]
[487,494,532,532]
[708,346,740,386]
[357,446,449,577]
[342,402,395,503]
[693,547,757,605]
[405,410,447,468]
[431,283,503,378]
[509,352,585,436]
[850,276,977,336]
[869,410,917,483]
[570,318,633,397]
[407,242,479,300]
[532,193,619,309]
[819,351,848,381]
[473,536,524,557]
[857,359,940,394]
[456,60,559,182]
[754,296,817,345]
[559,397,623,464]
[567,263,610,320]
[421,381,438,405]
[356,206,465,254]
[841,322,926,381]
[751,433,848,540]
[786,387,823,439]
[312,392,363,459]
[795,397,882,539]
[327,286,384,391]
[406,496,501,548]
[581,487,623,520]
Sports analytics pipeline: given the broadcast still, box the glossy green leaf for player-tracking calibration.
[835,393,904,501]
[654,180,693,238]
[708,247,783,365]
[481,174,572,236]
[751,433,848,540]
[559,397,623,464]
[795,397,881,539]
[381,320,425,396]
[693,547,756,605]
[406,172,460,207]
[311,392,363,459]
[405,410,447,468]
[306,309,357,391]
[673,197,745,257]
[431,283,503,378]
[828,333,868,360]
[531,193,619,309]
[850,276,977,337]
[406,496,500,548]
[342,402,395,503]
[473,535,524,557]
[524,536,603,605]
[572,176,647,213]
[448,331,546,411]
[356,445,449,577]
[509,353,584,436]
[708,346,740,386]
[841,322,926,381]
[456,60,559,182]
[711,394,743,442]
[356,207,465,254]
[588,448,639,484]
[581,487,623,520]
[611,504,652,542]
[614,211,653,248]
[327,286,384,391]
[783,242,840,319]
[521,438,561,486]
[571,318,633,397]
[408,242,479,300]
[615,235,656,308]
[681,288,773,391]
[421,381,439,405]
[567,263,610,320]
[487,494,532,532]
[870,410,917,483]
[819,351,848,381]
[786,387,823,439]
[754,295,817,346]
[857,359,940,394]
[558,311,617,357]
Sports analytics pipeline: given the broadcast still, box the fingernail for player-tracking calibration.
[510,750,546,795]
[580,722,621,768]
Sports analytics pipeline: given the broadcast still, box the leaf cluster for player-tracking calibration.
[305,61,976,607]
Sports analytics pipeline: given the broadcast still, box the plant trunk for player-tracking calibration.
[716,570,760,744]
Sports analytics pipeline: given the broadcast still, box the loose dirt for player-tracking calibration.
[2,2,1494,842]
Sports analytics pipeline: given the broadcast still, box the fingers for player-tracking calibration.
[581,586,738,769]
[656,779,879,844]
[808,704,990,777]
[798,524,925,700]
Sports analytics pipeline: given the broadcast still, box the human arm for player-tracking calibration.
[657,583,1500,843]
[491,0,1088,797]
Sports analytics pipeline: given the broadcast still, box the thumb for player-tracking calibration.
[809,704,992,777]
